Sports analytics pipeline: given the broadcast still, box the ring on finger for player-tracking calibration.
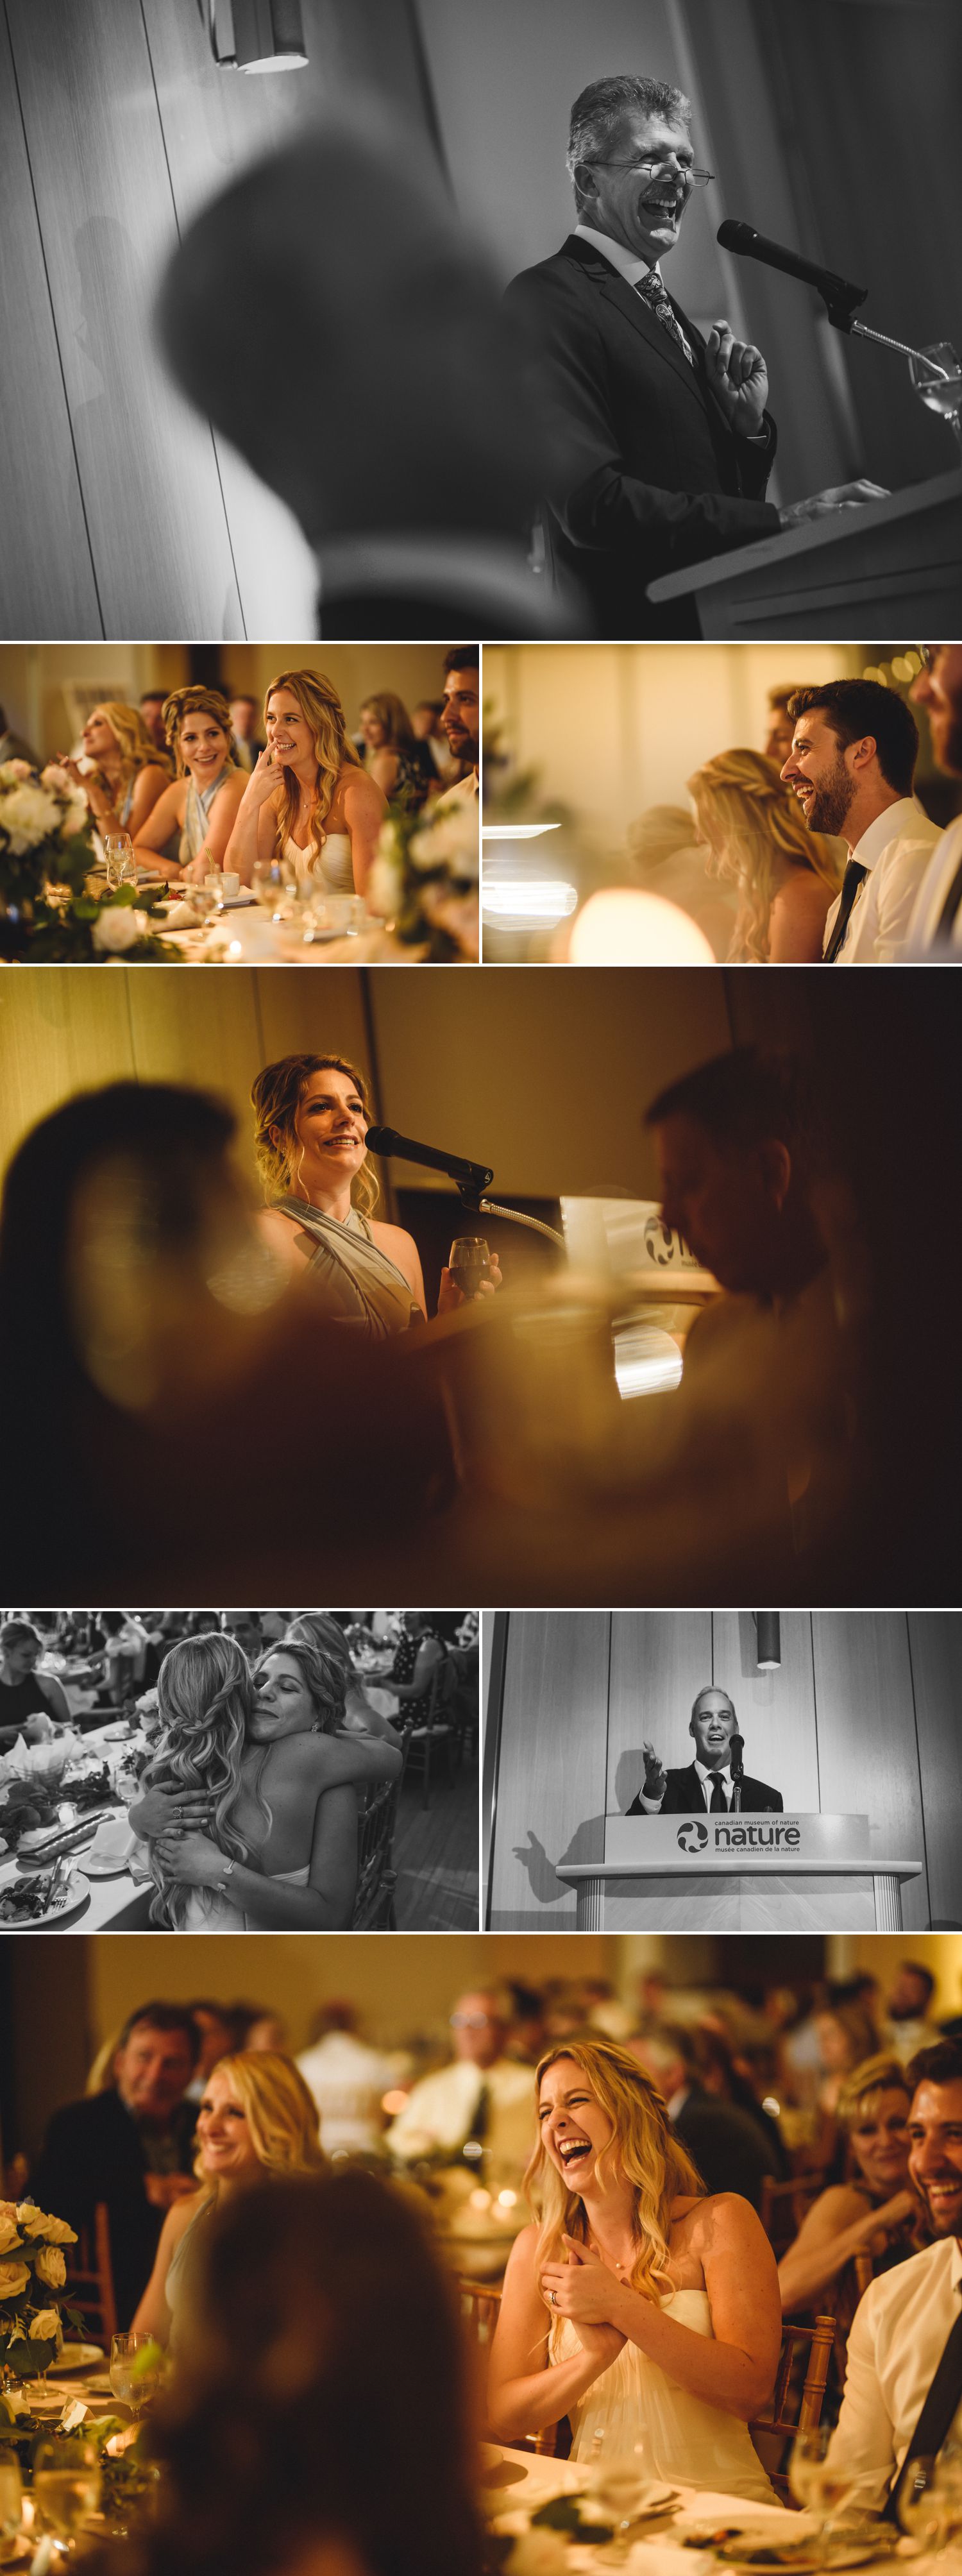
[550,2288,558,2307]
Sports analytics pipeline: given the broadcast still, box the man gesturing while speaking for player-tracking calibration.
[629,1686,783,1816]
[505,74,882,638]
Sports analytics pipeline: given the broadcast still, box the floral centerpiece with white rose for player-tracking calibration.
[367,797,479,961]
[0,761,174,962]
[0,2198,80,2375]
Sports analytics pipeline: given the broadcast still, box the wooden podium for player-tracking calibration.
[555,1811,923,1932]
[647,466,962,638]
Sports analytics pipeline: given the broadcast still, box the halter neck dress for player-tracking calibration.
[270,1199,421,1337]
[180,767,233,871]
[550,2291,779,2500]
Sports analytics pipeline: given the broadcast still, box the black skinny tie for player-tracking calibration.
[824,860,868,962]
[885,2288,962,2524]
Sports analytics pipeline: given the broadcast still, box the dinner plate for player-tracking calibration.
[0,1869,90,1930]
[705,2540,885,2573]
[49,2343,105,2375]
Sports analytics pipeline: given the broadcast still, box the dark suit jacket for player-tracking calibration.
[504,235,781,636]
[673,2085,782,2212]
[628,1763,783,1815]
[32,2089,196,2328]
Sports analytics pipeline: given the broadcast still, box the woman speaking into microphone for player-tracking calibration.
[251,1052,500,1336]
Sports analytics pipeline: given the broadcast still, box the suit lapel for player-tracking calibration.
[686,1763,707,1813]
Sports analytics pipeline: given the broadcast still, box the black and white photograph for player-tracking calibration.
[482,1612,962,1933]
[1,1,960,643]
[0,1609,479,1932]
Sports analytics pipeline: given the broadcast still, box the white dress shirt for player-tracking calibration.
[385,2053,534,2172]
[640,1755,736,1815]
[573,223,695,362]
[906,811,962,955]
[828,2235,962,2508]
[822,797,941,963]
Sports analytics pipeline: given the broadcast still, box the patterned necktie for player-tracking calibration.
[824,859,868,962]
[709,1773,728,1813]
[635,269,693,365]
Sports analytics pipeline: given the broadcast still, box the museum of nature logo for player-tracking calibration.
[677,1819,709,1853]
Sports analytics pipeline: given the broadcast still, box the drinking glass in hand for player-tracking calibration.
[33,2436,101,2552]
[110,2330,163,2416]
[909,343,962,455]
[448,1235,491,1299]
[103,833,137,889]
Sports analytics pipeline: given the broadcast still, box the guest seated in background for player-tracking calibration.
[630,2023,784,2212]
[763,690,802,768]
[60,702,171,844]
[782,680,939,964]
[387,1983,534,2170]
[688,747,841,962]
[811,1993,886,2174]
[360,691,434,810]
[412,697,457,784]
[139,691,168,756]
[386,1612,447,1726]
[131,686,246,883]
[130,1629,401,1933]
[827,2040,962,2511]
[32,2001,199,2327]
[296,2001,409,2158]
[224,668,387,902]
[0,702,40,769]
[283,1611,403,1741]
[108,2171,486,2576]
[778,2055,919,2322]
[488,2034,782,2495]
[228,693,265,772]
[251,1051,500,1334]
[131,2053,325,2348]
[0,1617,72,1742]
[883,1961,939,2066]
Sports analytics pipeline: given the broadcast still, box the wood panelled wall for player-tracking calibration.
[0,0,438,640]
[487,1613,962,1931]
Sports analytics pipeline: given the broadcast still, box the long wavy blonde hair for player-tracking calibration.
[688,748,842,964]
[264,669,362,856]
[142,1632,267,1929]
[162,685,237,780]
[192,2053,326,2194]
[249,1052,380,1219]
[360,691,418,754]
[90,702,172,792]
[527,2036,705,2307]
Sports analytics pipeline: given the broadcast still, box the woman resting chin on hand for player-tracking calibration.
[487,2034,782,2500]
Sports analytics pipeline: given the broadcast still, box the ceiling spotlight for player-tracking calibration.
[209,0,308,71]
[755,1612,782,1671]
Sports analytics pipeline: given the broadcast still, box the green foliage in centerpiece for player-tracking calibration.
[0,2198,80,2374]
[0,761,176,961]
[368,797,479,958]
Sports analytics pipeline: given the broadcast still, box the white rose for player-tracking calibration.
[34,2247,66,2289]
[40,765,71,792]
[0,2214,22,2257]
[25,2212,76,2246]
[0,783,60,853]
[92,906,148,954]
[0,2264,30,2298]
[28,2310,60,2343]
[3,760,35,783]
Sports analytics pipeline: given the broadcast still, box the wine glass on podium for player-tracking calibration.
[908,343,962,458]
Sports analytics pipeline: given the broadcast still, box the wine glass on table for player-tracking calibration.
[788,2429,865,2559]
[589,2450,650,2563]
[103,833,137,890]
[899,2446,962,2561]
[110,2330,164,2419]
[33,2436,100,2556]
[908,343,962,459]
[0,2452,22,2556]
[448,1235,491,1300]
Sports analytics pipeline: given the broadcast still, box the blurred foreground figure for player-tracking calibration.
[156,106,569,641]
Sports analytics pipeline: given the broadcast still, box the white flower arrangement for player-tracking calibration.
[0,2198,78,2375]
[370,795,479,958]
[0,760,173,960]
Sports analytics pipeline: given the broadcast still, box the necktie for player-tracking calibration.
[463,2080,489,2157]
[709,1774,729,1813]
[635,271,693,365]
[824,859,868,961]
[884,2287,962,2524]
[936,851,962,941]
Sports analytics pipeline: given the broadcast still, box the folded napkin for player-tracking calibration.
[83,1814,140,1870]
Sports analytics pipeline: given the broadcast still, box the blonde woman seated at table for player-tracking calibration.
[778,2055,919,2326]
[131,686,247,884]
[130,1629,401,1931]
[60,702,171,842]
[251,1050,500,1337]
[488,2033,782,2500]
[224,667,387,899]
[131,2052,325,2348]
[688,749,842,964]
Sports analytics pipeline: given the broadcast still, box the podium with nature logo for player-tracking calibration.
[554,1809,924,1933]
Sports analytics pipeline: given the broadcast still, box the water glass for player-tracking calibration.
[110,2330,163,2416]
[103,833,137,889]
[33,2436,101,2552]
[908,342,962,455]
[589,2453,648,2561]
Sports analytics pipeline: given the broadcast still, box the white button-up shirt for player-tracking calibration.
[906,811,962,954]
[641,1754,734,1815]
[823,796,941,963]
[828,2234,962,2508]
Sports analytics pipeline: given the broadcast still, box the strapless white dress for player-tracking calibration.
[181,1865,310,1933]
[282,831,355,894]
[551,2289,779,2501]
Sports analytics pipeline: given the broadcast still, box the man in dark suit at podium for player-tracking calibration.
[505,72,881,638]
[627,1684,782,1815]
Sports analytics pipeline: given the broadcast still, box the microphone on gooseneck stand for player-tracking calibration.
[716,217,954,374]
[365,1124,566,1246]
[729,1728,745,1815]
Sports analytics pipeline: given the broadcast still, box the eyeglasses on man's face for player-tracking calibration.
[584,157,714,188]
[450,2012,496,2029]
